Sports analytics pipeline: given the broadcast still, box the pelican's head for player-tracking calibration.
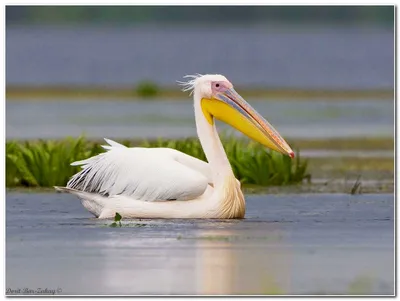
[179,74,294,158]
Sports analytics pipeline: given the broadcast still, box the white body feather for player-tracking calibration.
[68,143,213,202]
[57,74,246,219]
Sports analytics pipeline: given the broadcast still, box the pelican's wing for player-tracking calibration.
[67,139,212,202]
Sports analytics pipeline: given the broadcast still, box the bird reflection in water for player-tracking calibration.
[194,221,290,295]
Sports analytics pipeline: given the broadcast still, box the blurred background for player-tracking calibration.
[5,5,394,185]
[6,6,394,89]
[6,6,394,139]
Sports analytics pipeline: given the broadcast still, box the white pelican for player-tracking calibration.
[55,74,294,219]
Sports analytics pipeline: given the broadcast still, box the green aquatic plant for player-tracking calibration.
[6,136,309,188]
[135,80,159,98]
[110,212,122,227]
[6,137,102,187]
[350,175,362,195]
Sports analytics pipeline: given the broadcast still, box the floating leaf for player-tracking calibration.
[114,212,122,222]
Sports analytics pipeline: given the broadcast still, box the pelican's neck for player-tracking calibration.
[194,93,234,185]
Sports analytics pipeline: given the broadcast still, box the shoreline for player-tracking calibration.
[5,136,393,194]
[6,86,394,100]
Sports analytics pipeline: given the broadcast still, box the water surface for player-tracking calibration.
[6,98,393,140]
[6,192,394,295]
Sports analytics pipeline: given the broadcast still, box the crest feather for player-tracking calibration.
[176,73,204,95]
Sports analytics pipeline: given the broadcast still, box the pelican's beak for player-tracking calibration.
[201,88,294,158]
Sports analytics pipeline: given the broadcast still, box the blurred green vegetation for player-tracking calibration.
[136,81,159,98]
[6,137,103,187]
[6,86,394,101]
[6,136,309,188]
[6,6,394,26]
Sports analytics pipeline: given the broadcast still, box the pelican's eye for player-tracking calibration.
[211,81,229,94]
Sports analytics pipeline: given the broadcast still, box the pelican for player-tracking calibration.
[55,74,294,219]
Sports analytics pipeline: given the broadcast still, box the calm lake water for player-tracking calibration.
[6,25,393,89]
[6,98,393,140]
[6,192,394,295]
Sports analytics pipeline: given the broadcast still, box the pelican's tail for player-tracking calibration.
[54,186,114,219]
[54,186,80,194]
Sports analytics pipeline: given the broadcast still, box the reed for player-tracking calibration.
[6,136,309,188]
